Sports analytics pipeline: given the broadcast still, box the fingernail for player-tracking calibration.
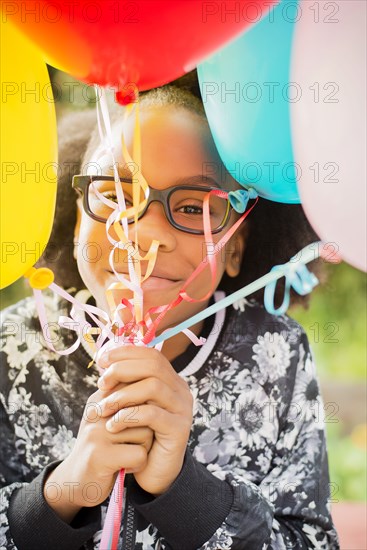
[97,375,107,389]
[106,419,114,432]
[99,398,107,410]
[98,352,110,368]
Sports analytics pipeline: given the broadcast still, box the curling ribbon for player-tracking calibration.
[95,89,149,324]
[94,88,144,550]
[93,88,261,344]
[24,268,115,356]
[27,94,260,548]
[264,262,319,315]
[141,192,259,344]
[26,94,261,550]
[26,237,329,549]
[99,469,125,550]
[27,82,297,548]
[148,241,329,348]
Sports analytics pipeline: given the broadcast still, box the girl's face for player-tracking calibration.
[74,105,247,345]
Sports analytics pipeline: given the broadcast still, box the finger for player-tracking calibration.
[81,384,132,425]
[84,383,128,409]
[103,443,148,473]
[99,377,184,417]
[109,427,154,451]
[97,345,159,369]
[86,388,109,404]
[98,355,183,391]
[90,382,129,402]
[105,404,192,441]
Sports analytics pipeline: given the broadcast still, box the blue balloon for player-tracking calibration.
[198,0,301,203]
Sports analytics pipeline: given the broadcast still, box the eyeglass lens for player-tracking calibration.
[87,179,228,232]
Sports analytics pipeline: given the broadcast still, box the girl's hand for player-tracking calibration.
[44,387,154,518]
[97,346,194,496]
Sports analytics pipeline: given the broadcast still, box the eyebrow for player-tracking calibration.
[174,175,222,188]
[111,169,222,189]
[117,166,136,179]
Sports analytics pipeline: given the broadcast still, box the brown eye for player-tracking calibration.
[175,203,203,215]
[102,192,118,203]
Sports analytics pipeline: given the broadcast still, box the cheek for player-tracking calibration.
[181,233,229,269]
[76,217,109,271]
[178,234,210,269]
[180,235,227,296]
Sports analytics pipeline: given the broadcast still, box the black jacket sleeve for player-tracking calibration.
[7,460,101,550]
[130,449,273,549]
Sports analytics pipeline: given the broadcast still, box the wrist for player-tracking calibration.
[43,461,84,523]
[135,451,186,496]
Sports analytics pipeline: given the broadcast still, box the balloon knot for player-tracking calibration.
[24,267,54,290]
[115,87,138,106]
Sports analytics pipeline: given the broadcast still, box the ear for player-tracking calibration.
[225,222,248,278]
[73,200,82,261]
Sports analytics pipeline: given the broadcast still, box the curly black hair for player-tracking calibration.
[38,71,328,309]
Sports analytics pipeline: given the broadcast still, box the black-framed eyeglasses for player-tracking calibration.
[72,175,233,235]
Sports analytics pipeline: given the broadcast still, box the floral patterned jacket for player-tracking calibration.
[0,290,339,550]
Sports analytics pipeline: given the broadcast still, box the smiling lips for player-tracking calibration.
[107,270,181,289]
[141,276,181,290]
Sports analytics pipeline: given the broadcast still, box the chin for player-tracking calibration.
[98,288,178,320]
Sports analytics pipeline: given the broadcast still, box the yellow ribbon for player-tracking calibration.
[105,100,159,325]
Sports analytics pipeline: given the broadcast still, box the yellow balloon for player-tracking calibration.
[0,20,57,289]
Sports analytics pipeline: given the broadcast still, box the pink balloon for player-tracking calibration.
[291,0,366,272]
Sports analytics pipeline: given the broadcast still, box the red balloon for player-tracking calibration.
[4,0,276,90]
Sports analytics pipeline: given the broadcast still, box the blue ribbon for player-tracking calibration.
[147,242,323,348]
[264,261,319,315]
[228,187,258,213]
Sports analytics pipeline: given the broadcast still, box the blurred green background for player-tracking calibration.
[1,70,366,503]
[291,262,366,503]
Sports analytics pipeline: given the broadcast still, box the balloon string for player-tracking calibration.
[94,90,148,550]
[95,90,143,323]
[95,88,133,550]
[27,241,326,548]
[180,193,258,301]
[95,95,159,328]
[142,196,259,344]
[28,279,115,357]
[26,97,259,549]
[148,240,329,347]
[26,96,335,548]
[99,469,125,550]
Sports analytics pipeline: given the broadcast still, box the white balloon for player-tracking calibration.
[291,0,366,272]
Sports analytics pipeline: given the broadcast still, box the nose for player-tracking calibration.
[128,201,177,253]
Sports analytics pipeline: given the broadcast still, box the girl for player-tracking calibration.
[0,72,339,549]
